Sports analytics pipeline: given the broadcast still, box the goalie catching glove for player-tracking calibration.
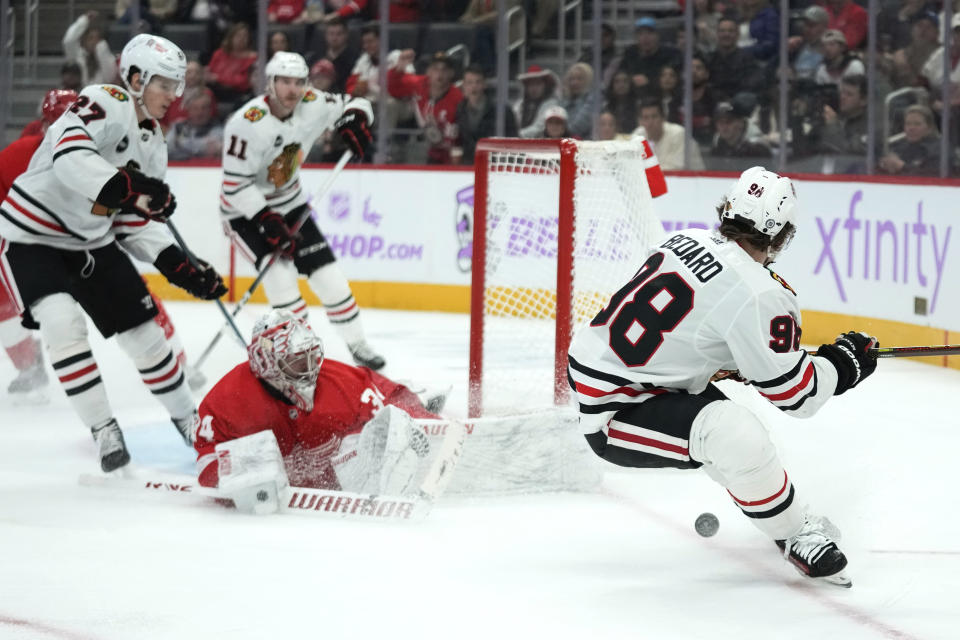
[816,331,878,395]
[254,208,298,258]
[97,166,177,222]
[154,245,228,300]
[334,109,373,159]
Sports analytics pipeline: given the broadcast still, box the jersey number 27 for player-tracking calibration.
[589,252,694,367]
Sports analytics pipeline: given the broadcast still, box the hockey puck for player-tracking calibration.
[256,490,269,502]
[695,512,719,537]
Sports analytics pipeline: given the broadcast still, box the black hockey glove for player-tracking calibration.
[334,109,373,159]
[97,167,177,222]
[253,208,298,258]
[154,246,228,300]
[816,331,878,395]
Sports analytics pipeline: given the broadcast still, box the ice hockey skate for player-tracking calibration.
[775,515,852,588]
[91,419,131,473]
[172,412,199,445]
[349,341,386,370]
[7,358,48,394]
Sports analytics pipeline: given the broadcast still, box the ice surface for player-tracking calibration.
[1,302,957,640]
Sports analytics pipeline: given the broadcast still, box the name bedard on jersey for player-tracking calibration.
[568,228,840,430]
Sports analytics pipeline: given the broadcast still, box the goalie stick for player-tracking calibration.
[189,150,354,385]
[870,344,960,358]
[78,417,466,522]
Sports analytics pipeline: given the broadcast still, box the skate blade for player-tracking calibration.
[818,570,852,588]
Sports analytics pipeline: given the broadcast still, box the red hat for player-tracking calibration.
[42,89,78,124]
[310,59,335,78]
[517,64,554,81]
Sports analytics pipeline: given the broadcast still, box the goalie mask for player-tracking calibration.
[718,166,798,261]
[248,310,324,412]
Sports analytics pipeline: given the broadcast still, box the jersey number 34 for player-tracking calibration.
[590,252,694,367]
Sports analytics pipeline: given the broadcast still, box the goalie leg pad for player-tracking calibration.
[33,293,112,427]
[116,320,194,419]
[689,400,804,540]
[216,430,290,515]
[262,259,308,321]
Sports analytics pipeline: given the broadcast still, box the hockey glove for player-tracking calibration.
[253,208,298,258]
[97,167,177,222]
[816,331,878,395]
[154,246,228,300]
[334,109,373,159]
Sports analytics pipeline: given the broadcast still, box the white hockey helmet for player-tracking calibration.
[265,51,309,97]
[120,34,187,113]
[719,166,798,259]
[248,310,324,413]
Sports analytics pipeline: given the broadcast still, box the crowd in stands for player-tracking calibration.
[14,0,960,174]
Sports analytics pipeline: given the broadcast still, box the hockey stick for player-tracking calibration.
[870,344,960,358]
[78,417,466,521]
[166,219,246,348]
[190,150,354,379]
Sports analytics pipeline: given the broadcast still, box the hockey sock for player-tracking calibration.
[33,294,113,428]
[1,318,38,370]
[689,400,805,540]
[272,296,309,322]
[116,320,195,420]
[308,264,366,346]
[261,258,309,321]
[149,288,187,367]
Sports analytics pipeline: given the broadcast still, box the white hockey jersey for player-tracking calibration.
[568,228,839,431]
[0,84,173,261]
[218,91,373,220]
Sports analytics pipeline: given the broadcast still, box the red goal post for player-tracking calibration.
[469,137,666,418]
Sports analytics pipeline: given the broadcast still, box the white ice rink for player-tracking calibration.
[1,302,957,640]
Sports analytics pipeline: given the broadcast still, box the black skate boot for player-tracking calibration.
[776,515,852,588]
[349,341,386,370]
[91,419,130,473]
[7,358,49,394]
[171,411,199,446]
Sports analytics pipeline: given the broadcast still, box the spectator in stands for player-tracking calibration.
[814,30,865,85]
[60,62,83,92]
[604,70,638,134]
[789,5,830,81]
[115,0,176,26]
[454,65,518,164]
[269,0,307,22]
[887,11,940,88]
[542,106,571,139]
[618,17,682,96]
[329,0,420,22]
[310,59,336,92]
[460,0,523,75]
[596,111,619,140]
[878,104,942,175]
[206,22,257,108]
[269,31,291,59]
[162,60,218,130]
[528,0,561,39]
[166,91,224,161]
[814,74,868,155]
[62,11,118,86]
[737,0,779,63]
[823,0,868,51]
[579,23,621,87]
[633,99,705,170]
[711,99,772,158]
[921,14,960,95]
[388,50,463,164]
[877,0,935,52]
[320,17,358,94]
[515,64,561,138]
[658,65,682,123]
[709,17,765,102]
[695,0,722,53]
[561,62,598,139]
[688,53,716,146]
[346,25,383,103]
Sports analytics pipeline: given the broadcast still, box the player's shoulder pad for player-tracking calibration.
[302,89,318,103]
[95,84,132,103]
[228,95,270,127]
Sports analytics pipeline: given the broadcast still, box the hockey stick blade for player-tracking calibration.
[870,344,960,358]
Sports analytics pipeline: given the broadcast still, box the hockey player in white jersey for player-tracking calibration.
[0,34,227,472]
[568,167,879,587]
[219,51,385,370]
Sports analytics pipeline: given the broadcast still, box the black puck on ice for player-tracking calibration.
[695,512,719,537]
[256,490,269,502]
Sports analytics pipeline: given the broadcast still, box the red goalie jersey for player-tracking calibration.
[195,358,436,488]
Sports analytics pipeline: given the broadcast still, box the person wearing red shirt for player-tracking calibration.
[206,22,257,107]
[332,0,419,22]
[194,310,444,496]
[160,61,217,131]
[387,51,464,164]
[820,0,868,50]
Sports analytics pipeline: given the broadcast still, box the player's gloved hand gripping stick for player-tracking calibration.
[190,149,354,380]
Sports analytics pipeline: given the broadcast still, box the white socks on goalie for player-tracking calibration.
[689,400,806,541]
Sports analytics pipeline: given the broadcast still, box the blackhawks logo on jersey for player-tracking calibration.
[302,90,317,103]
[244,106,267,122]
[101,86,129,102]
[267,142,304,188]
[769,270,796,296]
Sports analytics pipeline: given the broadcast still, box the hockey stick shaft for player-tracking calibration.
[192,150,354,369]
[166,219,247,347]
[870,344,960,358]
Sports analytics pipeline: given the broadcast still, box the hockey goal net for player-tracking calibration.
[469,137,666,417]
